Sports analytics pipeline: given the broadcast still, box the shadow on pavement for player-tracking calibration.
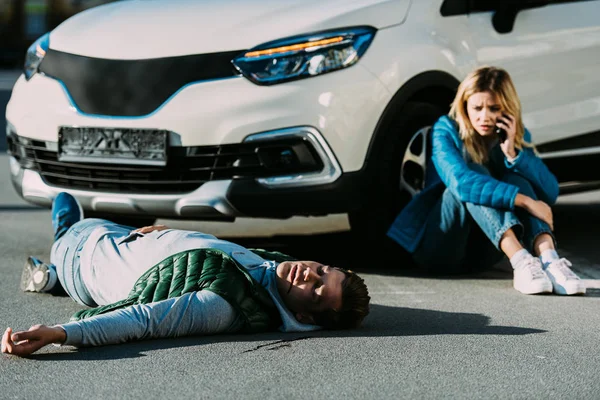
[355,304,545,336]
[553,203,600,247]
[227,231,513,280]
[223,201,600,279]
[228,232,414,271]
[23,304,544,361]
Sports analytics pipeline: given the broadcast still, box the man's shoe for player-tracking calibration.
[52,192,83,241]
[513,256,552,295]
[20,256,51,292]
[545,258,586,295]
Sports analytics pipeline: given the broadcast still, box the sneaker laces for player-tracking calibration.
[522,257,546,280]
[550,258,579,280]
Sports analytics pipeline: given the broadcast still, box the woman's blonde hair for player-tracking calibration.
[449,66,533,164]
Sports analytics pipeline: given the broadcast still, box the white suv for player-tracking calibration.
[6,0,600,237]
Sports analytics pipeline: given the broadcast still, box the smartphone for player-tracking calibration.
[495,114,508,143]
[495,126,507,143]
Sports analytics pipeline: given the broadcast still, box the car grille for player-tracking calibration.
[7,134,323,195]
[39,49,243,117]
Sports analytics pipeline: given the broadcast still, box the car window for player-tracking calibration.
[440,0,596,17]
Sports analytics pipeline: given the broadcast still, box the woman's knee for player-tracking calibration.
[503,173,537,198]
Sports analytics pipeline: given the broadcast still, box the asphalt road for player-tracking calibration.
[2,71,600,399]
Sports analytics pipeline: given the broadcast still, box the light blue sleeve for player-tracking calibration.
[58,291,240,347]
[431,117,519,209]
[503,128,559,205]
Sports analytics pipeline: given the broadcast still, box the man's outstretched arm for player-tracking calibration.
[2,325,65,357]
[2,290,239,357]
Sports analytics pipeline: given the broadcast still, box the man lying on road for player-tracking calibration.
[2,193,370,357]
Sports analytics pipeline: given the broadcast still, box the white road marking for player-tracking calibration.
[582,279,600,289]
[557,250,600,279]
[0,71,21,91]
[0,82,15,91]
[553,250,600,290]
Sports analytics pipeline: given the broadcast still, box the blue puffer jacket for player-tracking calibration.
[387,115,559,253]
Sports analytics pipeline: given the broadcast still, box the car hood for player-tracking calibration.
[49,0,411,59]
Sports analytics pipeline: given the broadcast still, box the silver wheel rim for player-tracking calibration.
[399,126,431,197]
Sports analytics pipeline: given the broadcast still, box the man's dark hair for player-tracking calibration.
[312,268,370,329]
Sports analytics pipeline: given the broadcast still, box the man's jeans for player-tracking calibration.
[413,165,555,272]
[50,218,124,307]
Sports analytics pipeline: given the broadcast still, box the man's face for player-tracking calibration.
[275,261,345,324]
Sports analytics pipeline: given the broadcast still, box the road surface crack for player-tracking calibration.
[242,336,312,353]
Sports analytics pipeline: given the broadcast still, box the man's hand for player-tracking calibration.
[1,325,66,357]
[132,225,169,234]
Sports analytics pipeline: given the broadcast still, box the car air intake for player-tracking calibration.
[39,49,242,117]
[7,133,324,195]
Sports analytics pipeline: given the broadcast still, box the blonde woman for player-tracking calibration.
[387,66,585,295]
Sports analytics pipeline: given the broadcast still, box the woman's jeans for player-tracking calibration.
[413,165,555,273]
[50,218,124,307]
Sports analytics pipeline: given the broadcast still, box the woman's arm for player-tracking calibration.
[2,325,65,357]
[514,192,554,230]
[431,119,520,209]
[2,291,239,356]
[504,129,559,205]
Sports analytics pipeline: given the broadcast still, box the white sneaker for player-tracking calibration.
[544,258,586,295]
[513,256,552,295]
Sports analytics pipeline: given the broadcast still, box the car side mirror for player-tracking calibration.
[492,4,519,34]
[488,0,550,34]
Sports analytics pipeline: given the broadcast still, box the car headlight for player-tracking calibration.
[232,26,376,86]
[24,32,50,81]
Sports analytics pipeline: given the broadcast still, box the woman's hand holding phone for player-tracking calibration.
[496,113,517,160]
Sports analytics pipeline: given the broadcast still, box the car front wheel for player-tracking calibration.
[349,101,445,248]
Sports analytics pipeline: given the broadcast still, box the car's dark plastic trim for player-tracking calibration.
[227,171,365,218]
[537,129,600,154]
[39,49,242,117]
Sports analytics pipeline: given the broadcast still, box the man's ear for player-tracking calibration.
[295,312,315,325]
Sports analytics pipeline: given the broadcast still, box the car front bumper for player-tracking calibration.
[6,62,385,219]
[8,154,364,220]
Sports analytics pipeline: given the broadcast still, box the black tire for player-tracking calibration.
[85,212,157,228]
[349,101,445,246]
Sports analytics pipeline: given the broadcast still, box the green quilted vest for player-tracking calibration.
[71,248,297,333]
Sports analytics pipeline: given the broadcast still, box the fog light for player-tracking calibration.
[257,146,299,170]
[243,126,342,188]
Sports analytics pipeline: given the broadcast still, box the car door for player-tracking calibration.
[450,0,600,152]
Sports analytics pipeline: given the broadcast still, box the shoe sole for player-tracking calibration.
[550,280,586,295]
[514,281,553,295]
[52,194,84,240]
[20,257,49,292]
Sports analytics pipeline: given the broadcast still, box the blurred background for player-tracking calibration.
[0,0,118,67]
